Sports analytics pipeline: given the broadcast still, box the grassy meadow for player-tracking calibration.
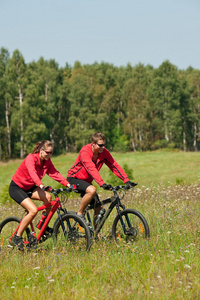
[0,150,200,299]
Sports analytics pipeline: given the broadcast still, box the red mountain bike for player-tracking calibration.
[0,186,91,251]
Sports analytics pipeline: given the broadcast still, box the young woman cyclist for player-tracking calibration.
[9,140,70,250]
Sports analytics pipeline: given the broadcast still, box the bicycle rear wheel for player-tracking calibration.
[112,209,150,243]
[53,213,91,251]
[0,217,29,250]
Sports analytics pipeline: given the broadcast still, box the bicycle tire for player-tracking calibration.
[112,209,150,243]
[0,217,29,250]
[53,213,91,251]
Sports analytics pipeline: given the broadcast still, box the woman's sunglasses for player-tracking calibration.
[43,149,53,155]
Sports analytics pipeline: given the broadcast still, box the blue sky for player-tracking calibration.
[1,0,200,69]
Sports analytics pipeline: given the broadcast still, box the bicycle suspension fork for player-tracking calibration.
[57,208,68,236]
[115,196,130,234]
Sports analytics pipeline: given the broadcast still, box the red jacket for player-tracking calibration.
[67,143,129,186]
[12,152,68,190]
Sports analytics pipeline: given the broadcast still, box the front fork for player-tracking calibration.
[115,202,131,235]
[56,208,68,236]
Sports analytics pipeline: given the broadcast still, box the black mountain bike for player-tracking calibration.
[84,184,150,243]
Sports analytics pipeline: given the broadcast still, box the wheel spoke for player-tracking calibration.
[53,213,91,251]
[112,209,150,243]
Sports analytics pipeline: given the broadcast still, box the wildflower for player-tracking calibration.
[184,264,192,269]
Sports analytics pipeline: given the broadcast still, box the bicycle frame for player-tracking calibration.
[86,189,126,239]
[8,193,67,245]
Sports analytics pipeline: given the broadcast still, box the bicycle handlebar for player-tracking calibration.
[44,183,136,195]
[45,185,78,195]
[111,183,138,192]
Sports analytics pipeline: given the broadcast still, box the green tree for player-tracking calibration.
[123,64,152,151]
[0,48,10,159]
[6,50,27,157]
[182,67,200,150]
[148,61,183,149]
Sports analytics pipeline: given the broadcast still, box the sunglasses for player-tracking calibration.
[43,149,53,155]
[96,143,105,147]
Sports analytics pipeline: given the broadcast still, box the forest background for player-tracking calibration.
[1,47,200,161]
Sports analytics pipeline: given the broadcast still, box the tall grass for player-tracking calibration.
[0,151,200,299]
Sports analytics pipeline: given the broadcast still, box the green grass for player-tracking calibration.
[0,150,200,299]
[1,150,200,193]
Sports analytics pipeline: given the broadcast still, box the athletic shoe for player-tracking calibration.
[77,214,90,226]
[28,232,38,249]
[12,234,26,251]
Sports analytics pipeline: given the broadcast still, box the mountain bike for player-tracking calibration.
[83,184,150,243]
[0,186,91,251]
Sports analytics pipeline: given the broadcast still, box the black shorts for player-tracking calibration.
[9,180,37,204]
[67,177,100,205]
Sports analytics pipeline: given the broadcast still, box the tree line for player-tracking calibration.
[0,47,200,160]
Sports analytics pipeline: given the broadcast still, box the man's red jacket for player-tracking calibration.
[67,143,129,186]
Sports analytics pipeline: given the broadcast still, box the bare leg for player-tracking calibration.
[17,198,38,236]
[78,185,96,215]
[31,188,52,214]
[17,188,52,236]
[77,186,102,229]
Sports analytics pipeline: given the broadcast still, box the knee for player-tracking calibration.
[29,207,38,217]
[86,185,96,197]
[45,192,52,203]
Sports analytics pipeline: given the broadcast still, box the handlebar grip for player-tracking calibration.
[42,186,52,192]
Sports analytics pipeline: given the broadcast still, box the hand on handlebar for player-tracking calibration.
[125,181,138,189]
[41,186,52,192]
[101,183,112,190]
[67,184,77,192]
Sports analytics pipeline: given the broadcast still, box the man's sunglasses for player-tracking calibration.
[96,143,105,147]
[43,149,53,155]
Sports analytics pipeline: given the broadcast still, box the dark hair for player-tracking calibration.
[32,140,53,154]
[91,132,106,144]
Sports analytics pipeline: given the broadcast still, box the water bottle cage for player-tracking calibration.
[97,209,106,224]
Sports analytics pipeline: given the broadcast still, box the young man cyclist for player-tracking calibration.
[67,132,136,224]
[9,140,70,250]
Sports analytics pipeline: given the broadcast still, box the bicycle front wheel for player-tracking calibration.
[0,217,29,250]
[112,209,150,243]
[53,213,91,251]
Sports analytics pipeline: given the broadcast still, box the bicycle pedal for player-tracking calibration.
[41,232,52,242]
